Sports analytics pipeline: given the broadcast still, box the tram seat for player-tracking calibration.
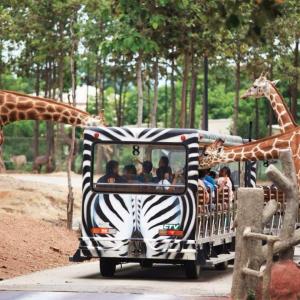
[198,187,207,214]
[216,187,230,211]
[262,186,285,211]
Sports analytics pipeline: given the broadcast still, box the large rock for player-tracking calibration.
[269,260,300,300]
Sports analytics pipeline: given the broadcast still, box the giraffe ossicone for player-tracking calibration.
[241,74,297,133]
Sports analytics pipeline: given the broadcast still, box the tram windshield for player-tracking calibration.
[92,142,187,194]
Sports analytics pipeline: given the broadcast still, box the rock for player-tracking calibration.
[49,246,61,253]
[269,260,300,300]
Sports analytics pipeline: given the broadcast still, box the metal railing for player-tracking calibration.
[197,186,236,240]
[197,185,300,242]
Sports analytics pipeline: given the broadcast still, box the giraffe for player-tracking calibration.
[200,138,225,167]
[0,89,104,133]
[199,122,300,189]
[241,73,297,133]
[0,89,105,172]
[200,73,300,188]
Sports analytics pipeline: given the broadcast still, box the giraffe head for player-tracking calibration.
[199,138,225,169]
[241,73,279,100]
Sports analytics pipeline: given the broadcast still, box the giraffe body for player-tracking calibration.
[0,90,103,129]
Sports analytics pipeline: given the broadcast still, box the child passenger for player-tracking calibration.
[156,166,179,191]
[217,166,234,203]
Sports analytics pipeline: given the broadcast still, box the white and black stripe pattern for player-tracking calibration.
[80,127,199,260]
[245,161,257,187]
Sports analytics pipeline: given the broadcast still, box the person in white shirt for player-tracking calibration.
[156,166,178,191]
[217,166,234,203]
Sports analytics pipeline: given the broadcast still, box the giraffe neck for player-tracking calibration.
[265,84,297,132]
[200,131,292,168]
[0,90,102,128]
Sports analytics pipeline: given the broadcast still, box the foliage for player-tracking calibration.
[0,0,299,171]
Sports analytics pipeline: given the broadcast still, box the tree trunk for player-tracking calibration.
[291,39,299,122]
[45,61,55,171]
[180,50,190,128]
[56,51,65,171]
[255,100,259,139]
[231,188,264,300]
[164,73,169,127]
[146,77,151,127]
[232,58,240,135]
[150,58,159,128]
[0,43,4,172]
[171,54,176,128]
[121,84,128,126]
[189,53,198,128]
[202,54,209,130]
[268,65,274,136]
[136,53,144,127]
[33,64,40,161]
[67,14,77,230]
[118,76,124,126]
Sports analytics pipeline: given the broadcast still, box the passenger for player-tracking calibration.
[175,167,186,184]
[123,164,139,183]
[159,156,172,175]
[98,160,126,183]
[138,161,153,183]
[199,169,215,198]
[217,166,234,203]
[156,166,179,191]
[198,170,209,203]
[208,170,217,181]
[204,169,217,192]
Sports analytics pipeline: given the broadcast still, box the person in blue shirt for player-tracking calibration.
[199,169,215,194]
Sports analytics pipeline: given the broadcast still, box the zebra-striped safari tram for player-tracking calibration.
[71,127,245,278]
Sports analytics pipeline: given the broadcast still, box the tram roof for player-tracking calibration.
[197,129,245,146]
[87,126,245,146]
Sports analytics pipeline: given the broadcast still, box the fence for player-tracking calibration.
[2,136,83,172]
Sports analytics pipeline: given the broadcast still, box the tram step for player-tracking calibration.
[205,252,235,266]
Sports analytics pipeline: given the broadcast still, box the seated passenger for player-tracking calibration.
[138,161,153,183]
[98,160,126,183]
[198,172,209,204]
[123,164,139,183]
[156,166,179,191]
[217,166,234,203]
[158,156,172,176]
[199,169,215,197]
[208,170,217,181]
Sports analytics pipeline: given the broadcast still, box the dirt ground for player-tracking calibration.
[0,174,81,222]
[0,174,82,279]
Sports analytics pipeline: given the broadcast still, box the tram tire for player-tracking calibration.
[184,261,201,279]
[140,261,153,268]
[215,261,228,270]
[100,259,116,277]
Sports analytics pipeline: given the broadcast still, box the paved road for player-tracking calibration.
[4,173,82,189]
[0,262,232,299]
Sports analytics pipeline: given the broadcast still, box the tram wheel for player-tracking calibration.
[215,261,228,270]
[184,261,201,279]
[100,258,116,277]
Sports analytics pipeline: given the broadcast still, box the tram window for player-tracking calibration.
[92,142,187,195]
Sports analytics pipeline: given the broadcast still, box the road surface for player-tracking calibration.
[5,173,82,188]
[0,262,232,299]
